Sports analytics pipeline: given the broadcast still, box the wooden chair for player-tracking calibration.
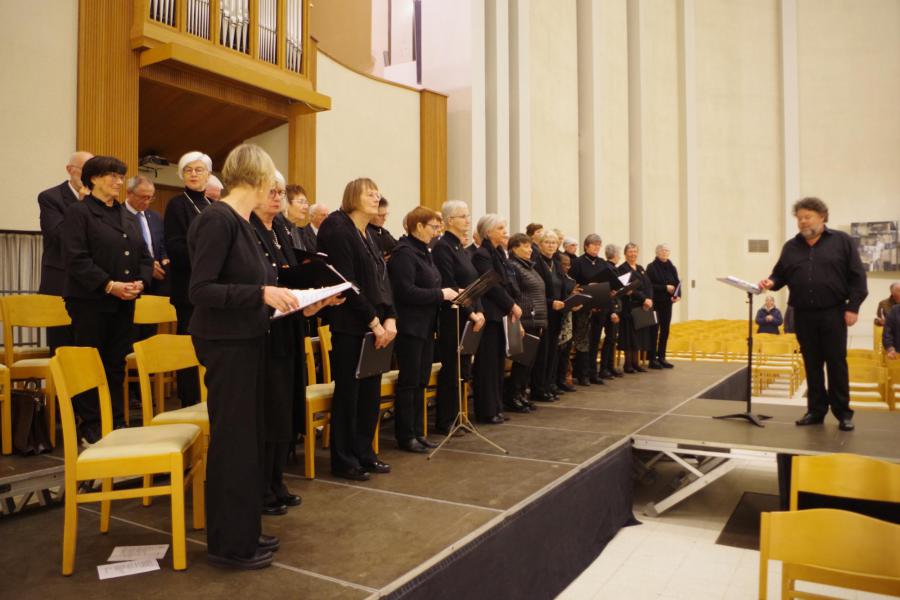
[848,363,889,410]
[49,347,204,575]
[133,334,209,497]
[848,348,881,364]
[723,339,748,363]
[666,337,693,361]
[789,453,900,510]
[0,364,10,454]
[759,509,900,599]
[874,323,884,355]
[1,294,72,447]
[123,295,178,424]
[887,361,900,411]
[692,339,723,361]
[303,335,335,479]
[754,340,800,396]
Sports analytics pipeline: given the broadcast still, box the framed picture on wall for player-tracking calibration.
[851,220,899,272]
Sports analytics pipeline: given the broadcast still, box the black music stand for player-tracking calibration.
[714,277,772,427]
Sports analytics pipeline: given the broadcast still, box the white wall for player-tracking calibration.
[245,124,290,176]
[315,52,420,235]
[0,0,78,231]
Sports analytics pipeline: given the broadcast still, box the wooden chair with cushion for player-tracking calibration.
[790,453,900,510]
[303,335,335,479]
[847,363,890,410]
[759,509,900,599]
[123,295,178,425]
[49,347,204,575]
[1,294,72,447]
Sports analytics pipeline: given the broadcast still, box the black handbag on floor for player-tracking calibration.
[11,379,53,456]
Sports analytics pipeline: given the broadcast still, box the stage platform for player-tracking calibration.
[1,362,760,599]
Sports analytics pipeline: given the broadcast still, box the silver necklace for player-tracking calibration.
[184,192,211,215]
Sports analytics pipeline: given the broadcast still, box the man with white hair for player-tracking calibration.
[302,202,329,252]
[205,174,224,201]
[38,150,93,353]
[645,243,681,368]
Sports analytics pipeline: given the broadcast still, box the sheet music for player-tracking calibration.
[97,559,160,580]
[108,544,169,562]
[717,276,762,294]
[271,282,353,319]
[618,272,632,286]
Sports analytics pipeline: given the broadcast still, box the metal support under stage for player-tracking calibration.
[0,465,64,516]
[633,437,776,517]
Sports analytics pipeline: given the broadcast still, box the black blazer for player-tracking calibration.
[471,243,517,323]
[299,224,318,252]
[188,202,274,340]
[388,235,443,339]
[617,262,653,310]
[165,190,211,306]
[646,258,680,303]
[883,304,900,352]
[317,210,396,335]
[61,196,153,309]
[432,231,482,319]
[38,181,79,295]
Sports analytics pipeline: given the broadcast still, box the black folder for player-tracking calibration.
[453,270,501,308]
[355,332,394,379]
[503,316,524,356]
[563,292,593,311]
[279,250,360,293]
[631,307,658,330]
[510,333,540,367]
[580,282,612,309]
[458,321,484,355]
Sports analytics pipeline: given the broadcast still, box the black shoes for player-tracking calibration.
[333,466,370,481]
[634,365,647,373]
[599,369,615,380]
[648,360,663,369]
[589,375,605,385]
[258,534,280,552]
[503,395,530,413]
[795,413,825,426]
[839,418,855,432]
[363,459,392,474]
[576,377,591,386]
[659,360,675,369]
[612,369,624,377]
[208,549,273,570]
[479,415,505,425]
[417,436,437,449]
[278,493,302,507]
[623,367,636,374]
[549,384,564,396]
[400,439,429,453]
[262,502,287,516]
[557,382,577,392]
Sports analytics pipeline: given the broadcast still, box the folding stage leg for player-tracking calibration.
[642,454,737,517]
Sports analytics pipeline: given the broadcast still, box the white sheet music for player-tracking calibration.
[618,272,632,286]
[108,544,169,562]
[717,276,762,294]
[272,282,353,319]
[97,558,160,580]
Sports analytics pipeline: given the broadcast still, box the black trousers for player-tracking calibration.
[329,332,381,472]
[193,336,266,559]
[394,333,433,443]
[436,308,471,431]
[174,303,201,407]
[541,312,562,392]
[508,326,543,398]
[47,324,73,356]
[65,299,133,428]
[650,301,673,361]
[262,441,290,505]
[600,314,619,371]
[472,321,504,420]
[794,307,852,419]
[586,310,605,377]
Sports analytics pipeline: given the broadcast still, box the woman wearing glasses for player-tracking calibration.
[387,207,459,452]
[316,178,397,481]
[164,151,214,407]
[61,156,153,443]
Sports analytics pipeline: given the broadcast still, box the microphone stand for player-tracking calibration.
[429,304,508,459]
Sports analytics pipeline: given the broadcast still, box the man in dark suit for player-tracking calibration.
[38,151,93,353]
[125,176,169,296]
[299,202,328,252]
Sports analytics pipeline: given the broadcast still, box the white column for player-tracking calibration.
[577,0,600,243]
[484,0,510,218]
[626,0,643,247]
[509,0,530,232]
[679,0,697,321]
[780,0,800,241]
[470,0,487,219]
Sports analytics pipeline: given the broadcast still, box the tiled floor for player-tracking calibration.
[557,459,896,600]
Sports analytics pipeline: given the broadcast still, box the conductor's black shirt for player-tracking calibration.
[768,227,868,313]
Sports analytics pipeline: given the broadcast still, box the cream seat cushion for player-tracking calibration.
[79,423,200,462]
[151,404,209,426]
[307,383,335,400]
[12,357,51,369]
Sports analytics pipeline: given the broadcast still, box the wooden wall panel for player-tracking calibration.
[77,0,140,186]
[289,38,319,200]
[419,90,448,212]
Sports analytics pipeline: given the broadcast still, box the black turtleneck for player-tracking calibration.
[165,187,213,305]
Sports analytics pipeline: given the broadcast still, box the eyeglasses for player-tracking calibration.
[182,167,208,175]
[133,194,156,202]
[269,189,286,197]
[425,222,442,230]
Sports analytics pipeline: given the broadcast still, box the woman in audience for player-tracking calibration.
[432,200,486,435]
[61,155,153,443]
[317,178,397,481]
[617,242,654,373]
[188,143,299,570]
[165,151,214,407]
[472,215,522,424]
[388,207,459,452]
[506,233,549,412]
[755,295,784,335]
[534,230,567,398]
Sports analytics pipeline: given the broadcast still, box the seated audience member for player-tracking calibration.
[388,207,459,452]
[884,304,900,360]
[755,295,784,334]
[318,178,397,481]
[875,282,900,326]
[367,196,398,258]
[506,233,549,411]
[205,174,224,201]
[38,150,93,353]
[62,155,153,443]
[616,243,654,374]
[125,176,169,296]
[472,215,522,424]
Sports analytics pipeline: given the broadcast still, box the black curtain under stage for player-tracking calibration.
[386,443,638,600]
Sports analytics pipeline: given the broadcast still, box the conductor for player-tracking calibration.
[759,197,867,431]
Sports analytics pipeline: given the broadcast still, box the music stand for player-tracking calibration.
[714,276,772,427]
[429,297,508,460]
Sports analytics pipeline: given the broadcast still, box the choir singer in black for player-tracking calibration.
[645,243,680,369]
